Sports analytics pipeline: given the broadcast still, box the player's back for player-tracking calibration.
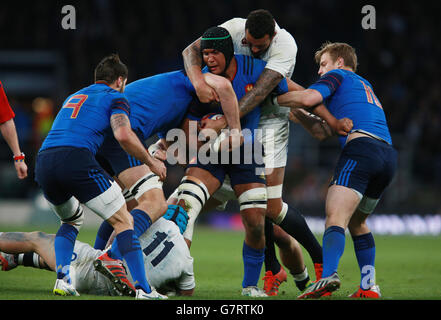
[124,70,195,140]
[40,83,128,154]
[130,218,195,291]
[317,69,392,147]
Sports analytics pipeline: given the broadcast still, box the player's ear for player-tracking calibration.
[336,57,345,68]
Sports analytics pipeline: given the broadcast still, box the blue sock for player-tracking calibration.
[94,221,114,250]
[322,226,346,278]
[242,242,265,288]
[54,223,78,283]
[116,229,152,293]
[131,209,152,236]
[108,209,152,260]
[352,232,376,289]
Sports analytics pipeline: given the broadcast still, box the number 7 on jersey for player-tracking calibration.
[62,94,88,118]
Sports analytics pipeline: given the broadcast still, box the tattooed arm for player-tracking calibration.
[111,113,166,180]
[239,68,284,118]
[183,38,219,103]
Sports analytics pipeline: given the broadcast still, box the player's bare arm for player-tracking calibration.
[284,78,353,135]
[203,73,241,132]
[289,108,333,141]
[239,68,283,118]
[183,38,219,103]
[111,113,166,180]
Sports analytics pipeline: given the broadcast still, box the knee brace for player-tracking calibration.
[238,187,267,211]
[129,173,163,200]
[176,176,210,241]
[272,201,288,225]
[51,197,84,231]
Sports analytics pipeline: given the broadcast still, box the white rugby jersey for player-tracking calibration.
[71,218,195,295]
[128,218,195,291]
[219,18,297,121]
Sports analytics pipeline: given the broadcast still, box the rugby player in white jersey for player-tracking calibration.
[0,214,195,297]
[182,9,332,295]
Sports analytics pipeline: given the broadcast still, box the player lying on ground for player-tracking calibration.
[0,207,194,297]
[273,42,397,299]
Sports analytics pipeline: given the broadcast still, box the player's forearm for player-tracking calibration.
[309,104,339,133]
[291,109,332,141]
[0,119,22,156]
[111,114,155,166]
[182,38,204,85]
[276,89,322,109]
[203,74,241,131]
[239,68,283,117]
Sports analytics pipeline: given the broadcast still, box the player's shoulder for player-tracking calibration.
[270,27,297,54]
[219,17,246,31]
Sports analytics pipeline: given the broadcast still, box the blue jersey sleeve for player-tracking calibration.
[274,78,288,95]
[308,70,344,100]
[110,95,130,116]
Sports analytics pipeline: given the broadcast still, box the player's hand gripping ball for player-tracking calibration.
[163,205,189,234]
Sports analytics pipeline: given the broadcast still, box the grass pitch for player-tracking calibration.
[1,225,440,300]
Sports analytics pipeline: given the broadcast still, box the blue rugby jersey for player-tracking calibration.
[40,83,130,154]
[308,68,392,147]
[187,54,289,133]
[124,70,196,141]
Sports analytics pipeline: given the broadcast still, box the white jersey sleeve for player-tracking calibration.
[127,218,195,291]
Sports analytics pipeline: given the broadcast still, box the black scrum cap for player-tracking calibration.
[200,26,234,70]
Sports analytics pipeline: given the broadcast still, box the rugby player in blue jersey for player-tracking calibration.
[273,42,398,299]
[34,54,167,299]
[90,56,243,297]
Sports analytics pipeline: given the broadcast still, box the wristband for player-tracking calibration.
[13,152,25,162]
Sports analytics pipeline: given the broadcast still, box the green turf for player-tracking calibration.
[1,225,440,300]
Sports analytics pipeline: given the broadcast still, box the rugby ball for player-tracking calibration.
[201,113,224,121]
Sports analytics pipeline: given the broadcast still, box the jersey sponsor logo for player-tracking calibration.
[245,84,254,92]
[62,94,88,118]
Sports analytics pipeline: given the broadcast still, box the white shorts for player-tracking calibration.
[211,119,290,208]
[257,119,290,169]
[85,181,125,221]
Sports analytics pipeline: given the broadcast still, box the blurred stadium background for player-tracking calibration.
[0,0,440,236]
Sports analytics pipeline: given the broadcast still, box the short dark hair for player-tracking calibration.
[245,9,275,39]
[94,54,128,84]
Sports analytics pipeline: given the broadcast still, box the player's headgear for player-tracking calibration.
[200,26,234,70]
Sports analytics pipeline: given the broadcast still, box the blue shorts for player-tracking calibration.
[35,147,114,205]
[331,137,397,199]
[96,135,142,177]
[187,141,266,187]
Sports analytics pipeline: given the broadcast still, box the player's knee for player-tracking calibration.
[52,197,84,232]
[128,172,163,201]
[176,176,210,213]
[238,187,267,212]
